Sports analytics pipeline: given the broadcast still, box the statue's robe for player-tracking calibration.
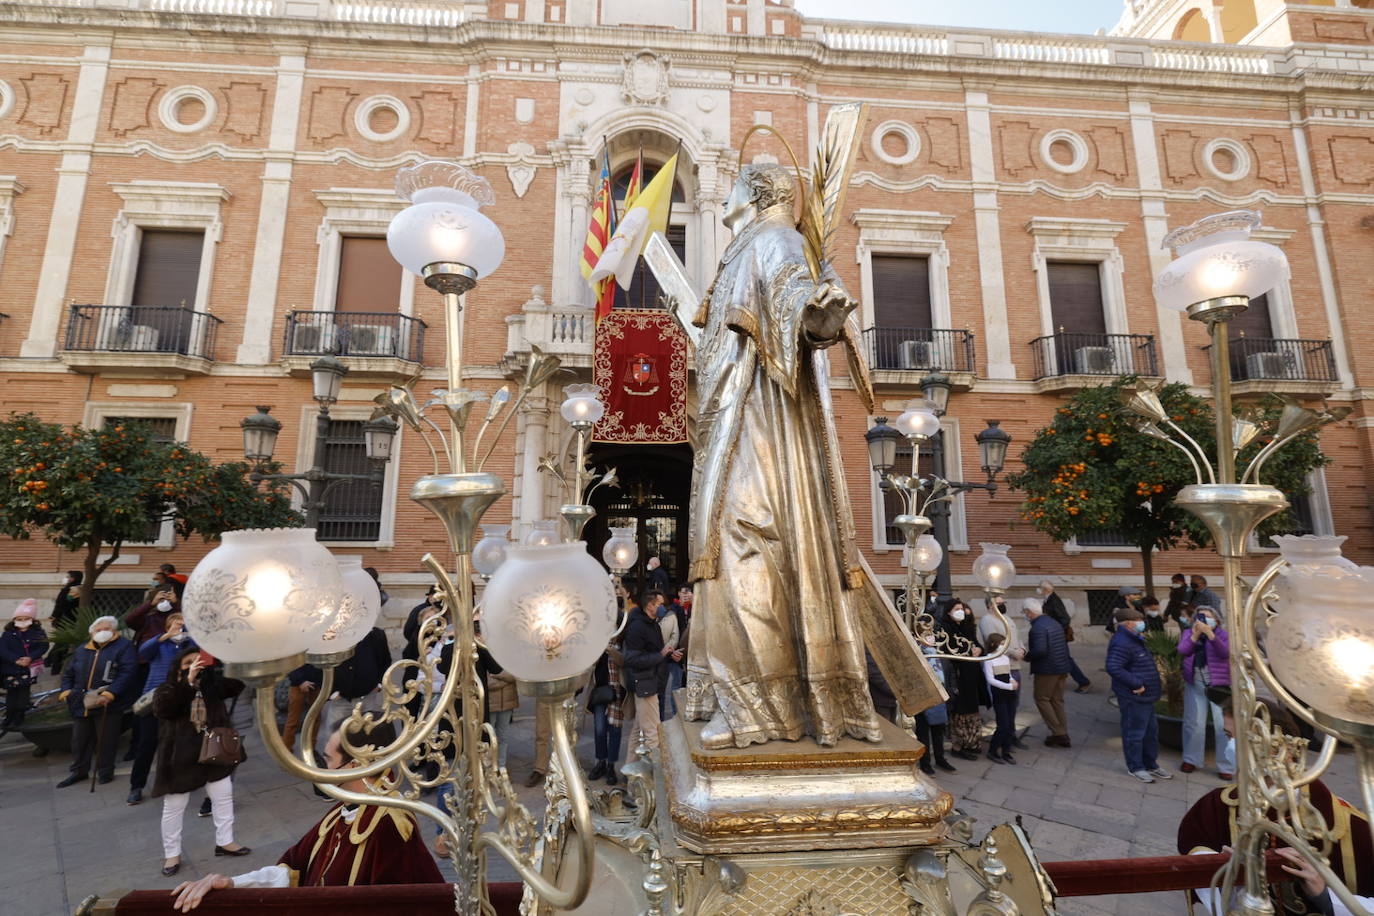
[681,205,902,748]
[279,802,445,887]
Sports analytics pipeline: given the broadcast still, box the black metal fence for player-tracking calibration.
[64,305,222,359]
[862,327,976,373]
[1228,337,1337,382]
[285,311,427,362]
[1029,332,1157,380]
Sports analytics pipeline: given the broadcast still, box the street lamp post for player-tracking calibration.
[240,355,398,530]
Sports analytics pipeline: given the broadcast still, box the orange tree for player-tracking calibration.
[0,413,300,608]
[1006,378,1326,597]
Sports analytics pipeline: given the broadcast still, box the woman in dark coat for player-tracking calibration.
[941,600,989,761]
[151,648,249,876]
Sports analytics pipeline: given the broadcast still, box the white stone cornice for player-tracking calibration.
[1024,216,1129,240]
[850,209,956,236]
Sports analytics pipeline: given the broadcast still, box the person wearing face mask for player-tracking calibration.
[56,615,138,788]
[1,598,50,737]
[941,601,988,761]
[1141,596,1166,632]
[127,586,181,648]
[1023,597,1072,748]
[1105,606,1171,784]
[128,613,198,804]
[168,721,444,911]
[1164,573,1190,623]
[1177,604,1235,779]
[1035,581,1091,694]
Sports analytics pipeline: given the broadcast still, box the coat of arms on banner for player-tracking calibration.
[592,310,688,445]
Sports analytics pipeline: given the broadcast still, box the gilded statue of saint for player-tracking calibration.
[679,163,943,749]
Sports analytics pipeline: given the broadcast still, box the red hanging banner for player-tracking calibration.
[591,310,689,445]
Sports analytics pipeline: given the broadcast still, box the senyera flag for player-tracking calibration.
[580,153,617,322]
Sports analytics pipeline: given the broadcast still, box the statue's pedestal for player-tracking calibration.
[647,716,959,914]
[661,715,953,854]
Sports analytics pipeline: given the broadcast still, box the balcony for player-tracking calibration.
[862,327,976,390]
[1222,337,1338,397]
[282,311,427,380]
[503,287,594,373]
[1029,332,1159,393]
[60,304,221,375]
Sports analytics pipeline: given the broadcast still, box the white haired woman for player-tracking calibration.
[56,615,139,788]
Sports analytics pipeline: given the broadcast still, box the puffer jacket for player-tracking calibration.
[621,608,665,698]
[487,671,519,714]
[0,625,49,683]
[1025,615,1071,676]
[59,634,139,716]
[1105,626,1162,705]
[1178,625,1231,687]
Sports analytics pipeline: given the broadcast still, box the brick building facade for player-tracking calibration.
[0,0,1371,633]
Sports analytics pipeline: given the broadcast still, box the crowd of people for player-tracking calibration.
[3,557,1370,913]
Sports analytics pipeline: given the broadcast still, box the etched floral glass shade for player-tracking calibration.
[387,161,505,279]
[909,534,943,575]
[895,400,941,441]
[182,528,343,663]
[472,524,511,578]
[1153,210,1290,312]
[1269,536,1374,726]
[481,542,618,681]
[308,555,382,654]
[972,543,1016,592]
[560,383,605,426]
[524,519,561,547]
[602,525,638,574]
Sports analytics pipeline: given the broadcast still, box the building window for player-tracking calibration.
[1231,292,1273,339]
[1086,589,1120,627]
[104,416,178,543]
[871,255,932,330]
[1075,528,1133,548]
[1047,261,1106,336]
[335,236,402,313]
[318,419,383,543]
[881,440,934,546]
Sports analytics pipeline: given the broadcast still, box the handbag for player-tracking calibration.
[198,726,245,767]
[1065,625,1076,643]
[588,684,615,708]
[133,688,157,716]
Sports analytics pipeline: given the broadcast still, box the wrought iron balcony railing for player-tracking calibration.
[284,311,427,362]
[1227,337,1337,383]
[1030,332,1157,380]
[63,304,221,360]
[862,327,976,374]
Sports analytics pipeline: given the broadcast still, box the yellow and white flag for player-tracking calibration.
[589,153,678,291]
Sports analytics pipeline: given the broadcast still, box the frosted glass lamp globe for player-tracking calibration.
[1153,210,1289,313]
[387,161,505,279]
[524,520,561,547]
[560,384,605,426]
[602,526,638,574]
[909,534,943,575]
[182,528,343,664]
[895,400,941,441]
[308,554,383,655]
[472,524,512,578]
[481,542,618,682]
[972,543,1016,592]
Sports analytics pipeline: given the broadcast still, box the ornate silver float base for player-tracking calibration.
[662,715,953,854]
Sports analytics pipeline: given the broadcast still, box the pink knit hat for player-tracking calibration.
[13,598,38,619]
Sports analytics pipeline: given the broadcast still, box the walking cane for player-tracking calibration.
[89,703,109,793]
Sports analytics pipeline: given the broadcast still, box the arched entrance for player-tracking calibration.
[584,443,692,600]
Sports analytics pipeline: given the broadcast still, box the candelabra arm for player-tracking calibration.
[419,414,449,476]
[478,695,595,910]
[1250,821,1374,916]
[922,600,1013,664]
[1162,419,1217,485]
[297,666,336,770]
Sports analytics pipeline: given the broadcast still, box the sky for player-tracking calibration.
[793,0,1128,36]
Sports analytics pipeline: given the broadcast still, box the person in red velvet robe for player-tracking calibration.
[171,721,442,912]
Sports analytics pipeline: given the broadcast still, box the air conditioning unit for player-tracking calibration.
[93,307,133,350]
[1245,351,1290,380]
[1074,346,1115,374]
[898,340,934,370]
[291,321,336,354]
[124,325,160,351]
[347,324,395,356]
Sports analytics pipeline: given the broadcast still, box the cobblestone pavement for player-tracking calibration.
[0,659,1360,915]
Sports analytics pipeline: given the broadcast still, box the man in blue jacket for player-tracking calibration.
[1023,597,1072,748]
[1105,606,1173,784]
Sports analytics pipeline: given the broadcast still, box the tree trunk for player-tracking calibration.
[1140,543,1155,600]
[79,537,121,609]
